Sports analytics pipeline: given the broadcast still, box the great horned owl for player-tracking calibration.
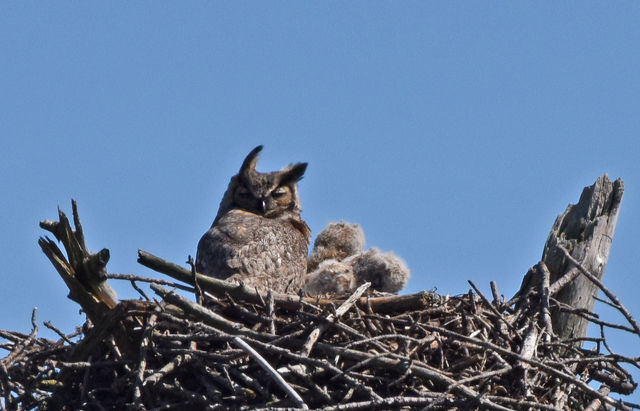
[304,259,356,296]
[307,221,365,272]
[303,222,410,296]
[196,146,310,293]
[351,248,410,294]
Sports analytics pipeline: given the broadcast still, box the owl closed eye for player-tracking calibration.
[232,175,301,218]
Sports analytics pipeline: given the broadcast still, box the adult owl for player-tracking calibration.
[196,146,310,293]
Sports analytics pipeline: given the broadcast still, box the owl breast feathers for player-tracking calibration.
[196,146,310,294]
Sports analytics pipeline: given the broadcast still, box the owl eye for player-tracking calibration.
[272,187,288,199]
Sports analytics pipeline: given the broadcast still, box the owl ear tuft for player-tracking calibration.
[280,162,307,184]
[240,145,263,179]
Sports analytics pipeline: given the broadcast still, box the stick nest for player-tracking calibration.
[2,278,639,410]
[1,202,639,410]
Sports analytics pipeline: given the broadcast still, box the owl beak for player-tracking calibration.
[260,199,267,214]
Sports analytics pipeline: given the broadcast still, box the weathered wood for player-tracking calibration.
[39,200,118,309]
[541,175,624,341]
[138,249,435,314]
[39,201,140,361]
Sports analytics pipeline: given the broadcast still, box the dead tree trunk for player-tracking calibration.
[39,200,140,361]
[540,175,624,341]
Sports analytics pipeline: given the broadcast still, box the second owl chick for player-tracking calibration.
[303,259,356,295]
[351,248,410,294]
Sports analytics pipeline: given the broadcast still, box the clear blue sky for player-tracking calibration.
[2,2,639,403]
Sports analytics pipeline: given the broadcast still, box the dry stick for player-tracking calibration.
[301,282,371,357]
[231,336,308,409]
[130,280,151,301]
[547,266,581,297]
[344,333,427,349]
[133,312,158,407]
[155,348,236,363]
[519,322,538,362]
[517,322,539,394]
[593,294,621,311]
[1,308,38,368]
[467,281,518,338]
[0,330,29,344]
[559,354,640,369]
[330,353,391,382]
[187,255,203,305]
[558,245,640,338]
[537,262,554,340]
[468,289,477,313]
[591,366,636,395]
[298,311,365,342]
[142,354,193,386]
[48,360,118,370]
[106,273,194,292]
[490,281,501,307]
[554,303,637,334]
[71,199,86,252]
[43,321,75,346]
[266,289,276,335]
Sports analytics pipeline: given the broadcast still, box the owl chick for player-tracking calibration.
[196,146,311,293]
[303,222,410,296]
[351,248,410,294]
[303,259,356,296]
[307,221,365,271]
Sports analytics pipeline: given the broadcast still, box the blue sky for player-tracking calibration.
[2,3,640,403]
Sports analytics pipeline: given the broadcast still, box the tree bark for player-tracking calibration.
[541,175,624,341]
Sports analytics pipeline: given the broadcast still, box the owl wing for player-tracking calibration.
[196,209,258,279]
[195,224,242,280]
[195,210,308,292]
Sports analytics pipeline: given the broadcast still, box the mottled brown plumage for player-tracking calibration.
[307,221,365,272]
[196,146,310,293]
